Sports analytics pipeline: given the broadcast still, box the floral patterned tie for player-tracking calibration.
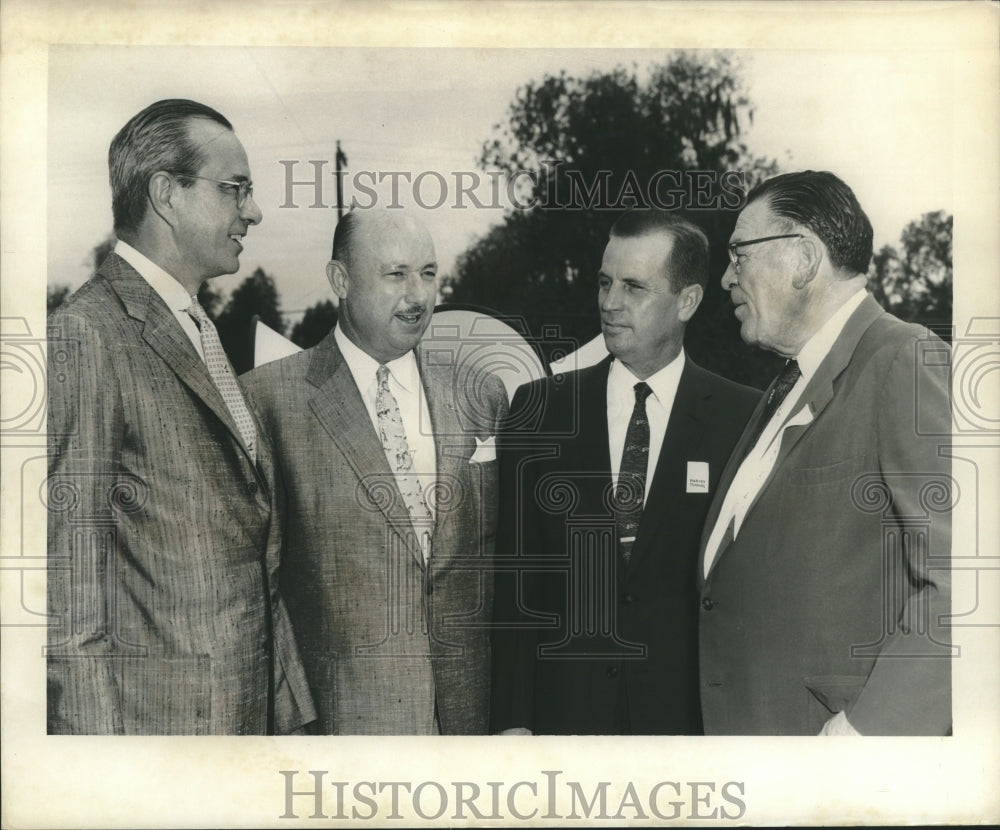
[375,365,433,560]
[186,299,257,463]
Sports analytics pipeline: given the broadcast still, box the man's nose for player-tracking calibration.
[241,194,263,226]
[721,262,737,291]
[600,283,621,311]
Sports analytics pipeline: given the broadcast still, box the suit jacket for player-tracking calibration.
[491,355,760,734]
[243,330,508,735]
[46,253,315,735]
[698,294,952,735]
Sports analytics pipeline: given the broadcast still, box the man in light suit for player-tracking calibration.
[244,208,507,735]
[47,99,315,734]
[699,171,952,735]
[491,211,760,735]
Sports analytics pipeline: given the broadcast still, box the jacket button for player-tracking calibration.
[702,598,716,611]
[607,666,619,678]
[246,481,258,496]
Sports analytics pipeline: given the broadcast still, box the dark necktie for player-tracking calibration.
[745,359,801,453]
[614,381,653,567]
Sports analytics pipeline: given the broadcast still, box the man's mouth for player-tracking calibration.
[228,232,245,249]
[395,308,425,325]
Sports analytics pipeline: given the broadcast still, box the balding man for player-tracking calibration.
[244,209,507,734]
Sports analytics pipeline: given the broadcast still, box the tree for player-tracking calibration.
[868,211,952,341]
[449,52,782,388]
[214,267,285,374]
[290,300,338,349]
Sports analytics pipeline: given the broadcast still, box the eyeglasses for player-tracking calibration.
[727,234,803,273]
[184,175,254,208]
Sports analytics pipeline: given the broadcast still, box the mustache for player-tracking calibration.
[398,305,427,315]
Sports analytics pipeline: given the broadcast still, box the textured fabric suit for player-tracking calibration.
[46,253,315,735]
[243,332,507,735]
[698,295,952,735]
[491,356,760,734]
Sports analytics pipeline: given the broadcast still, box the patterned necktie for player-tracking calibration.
[375,364,433,560]
[186,299,257,463]
[614,381,653,567]
[744,358,802,454]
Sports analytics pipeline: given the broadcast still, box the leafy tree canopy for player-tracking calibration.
[450,51,782,388]
[868,210,952,341]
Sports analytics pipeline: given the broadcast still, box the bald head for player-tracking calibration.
[327,209,438,364]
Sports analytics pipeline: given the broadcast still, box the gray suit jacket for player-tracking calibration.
[244,330,507,734]
[698,295,952,735]
[46,253,315,735]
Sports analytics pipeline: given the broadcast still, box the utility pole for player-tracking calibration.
[335,140,347,221]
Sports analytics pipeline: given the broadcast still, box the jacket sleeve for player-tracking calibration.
[46,311,125,734]
[847,333,952,735]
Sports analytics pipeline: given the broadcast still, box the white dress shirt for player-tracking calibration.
[334,324,437,518]
[702,288,867,578]
[114,240,204,360]
[607,349,685,504]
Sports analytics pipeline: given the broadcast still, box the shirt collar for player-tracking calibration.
[608,348,685,405]
[334,323,419,390]
[114,240,193,312]
[795,288,867,381]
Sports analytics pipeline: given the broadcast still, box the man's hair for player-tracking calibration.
[331,208,361,267]
[109,99,233,235]
[608,209,709,292]
[745,171,874,276]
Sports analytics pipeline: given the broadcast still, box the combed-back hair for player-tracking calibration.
[109,99,232,235]
[331,208,361,265]
[746,170,874,276]
[609,209,710,292]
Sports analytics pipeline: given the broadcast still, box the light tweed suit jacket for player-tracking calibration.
[243,330,508,734]
[46,253,315,735]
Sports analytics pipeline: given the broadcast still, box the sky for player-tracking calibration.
[47,46,955,320]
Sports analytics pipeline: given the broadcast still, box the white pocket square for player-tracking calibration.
[470,435,497,463]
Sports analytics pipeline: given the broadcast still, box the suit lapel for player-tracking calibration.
[305,334,424,566]
[103,253,259,471]
[418,355,465,564]
[701,294,885,582]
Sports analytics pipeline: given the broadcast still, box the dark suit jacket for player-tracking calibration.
[243,331,508,734]
[46,253,315,735]
[698,295,952,735]
[491,355,760,734]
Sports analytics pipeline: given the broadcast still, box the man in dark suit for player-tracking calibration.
[244,208,507,735]
[491,210,760,735]
[47,99,314,734]
[698,171,952,735]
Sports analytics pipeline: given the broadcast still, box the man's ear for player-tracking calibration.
[327,259,349,299]
[677,283,704,323]
[147,172,178,227]
[792,236,823,289]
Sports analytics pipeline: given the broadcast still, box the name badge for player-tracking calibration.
[687,461,709,493]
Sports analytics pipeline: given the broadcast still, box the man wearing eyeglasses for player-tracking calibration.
[698,171,952,735]
[46,99,315,734]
